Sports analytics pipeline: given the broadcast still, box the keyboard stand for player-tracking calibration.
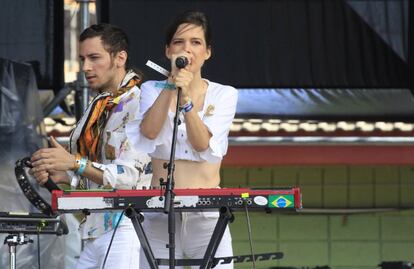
[125,206,234,269]
[0,213,68,269]
[199,206,234,268]
[4,234,33,269]
[125,207,159,269]
[125,206,284,268]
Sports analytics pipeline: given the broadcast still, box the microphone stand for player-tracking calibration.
[162,86,182,269]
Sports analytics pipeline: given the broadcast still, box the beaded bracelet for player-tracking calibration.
[180,99,194,113]
[75,156,88,176]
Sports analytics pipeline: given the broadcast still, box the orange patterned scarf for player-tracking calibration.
[77,74,141,161]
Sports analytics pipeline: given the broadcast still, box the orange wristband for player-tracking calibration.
[73,153,81,171]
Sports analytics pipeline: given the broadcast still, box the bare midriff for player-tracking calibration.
[150,158,221,189]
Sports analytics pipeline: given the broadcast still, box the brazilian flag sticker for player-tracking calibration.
[268,195,294,208]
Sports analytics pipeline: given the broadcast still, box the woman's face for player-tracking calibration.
[165,23,211,74]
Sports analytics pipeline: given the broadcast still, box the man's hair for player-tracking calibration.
[80,23,130,67]
[165,10,212,47]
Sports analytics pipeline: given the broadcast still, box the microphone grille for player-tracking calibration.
[175,57,188,69]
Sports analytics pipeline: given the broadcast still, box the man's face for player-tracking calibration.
[79,37,117,92]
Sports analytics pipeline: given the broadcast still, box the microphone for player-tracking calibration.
[175,56,188,69]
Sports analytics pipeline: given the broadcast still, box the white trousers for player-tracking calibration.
[139,211,233,269]
[75,224,140,269]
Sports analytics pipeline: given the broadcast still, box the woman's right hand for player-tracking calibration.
[173,68,193,98]
[169,53,193,97]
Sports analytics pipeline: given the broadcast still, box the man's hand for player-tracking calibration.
[30,169,69,185]
[30,136,75,184]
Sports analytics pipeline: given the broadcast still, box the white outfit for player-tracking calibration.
[75,224,140,269]
[127,79,237,163]
[139,212,233,269]
[126,79,238,269]
[69,71,151,269]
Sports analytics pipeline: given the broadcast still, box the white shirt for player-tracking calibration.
[126,79,238,163]
[68,71,151,239]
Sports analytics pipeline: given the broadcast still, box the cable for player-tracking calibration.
[244,200,256,269]
[101,210,125,269]
[36,220,47,269]
[37,232,41,269]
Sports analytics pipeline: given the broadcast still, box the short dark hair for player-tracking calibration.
[80,23,130,66]
[165,11,212,47]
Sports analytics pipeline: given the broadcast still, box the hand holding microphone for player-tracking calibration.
[169,54,189,75]
[171,55,193,96]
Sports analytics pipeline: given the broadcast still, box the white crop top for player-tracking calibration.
[126,79,238,163]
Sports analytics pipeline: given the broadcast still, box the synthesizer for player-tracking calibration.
[0,212,68,235]
[52,187,301,213]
